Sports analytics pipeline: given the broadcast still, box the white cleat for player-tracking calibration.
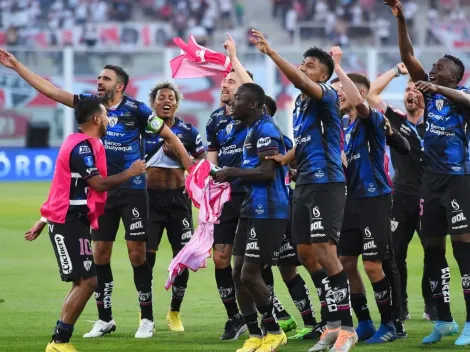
[135,318,155,338]
[83,319,116,338]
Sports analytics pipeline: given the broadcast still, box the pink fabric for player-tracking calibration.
[40,133,107,230]
[170,35,233,79]
[165,160,231,289]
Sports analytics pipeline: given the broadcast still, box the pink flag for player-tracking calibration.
[165,160,232,290]
[170,36,233,79]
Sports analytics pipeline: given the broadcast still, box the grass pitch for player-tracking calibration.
[0,182,465,351]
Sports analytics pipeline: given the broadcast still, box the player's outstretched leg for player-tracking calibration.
[452,239,470,346]
[422,243,458,344]
[48,277,97,351]
[261,266,297,333]
[84,241,117,338]
[214,244,246,340]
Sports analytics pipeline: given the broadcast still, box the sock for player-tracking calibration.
[54,321,74,343]
[422,264,434,306]
[132,261,153,321]
[262,266,290,319]
[350,293,372,322]
[215,266,240,319]
[310,269,328,322]
[146,251,156,270]
[452,242,470,322]
[95,263,114,322]
[243,313,263,337]
[325,271,353,329]
[382,257,402,322]
[171,268,189,312]
[371,276,392,324]
[425,246,452,322]
[257,300,281,333]
[285,274,317,327]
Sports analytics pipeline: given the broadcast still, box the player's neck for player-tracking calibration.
[407,110,424,125]
[344,108,357,122]
[243,113,261,127]
[225,104,231,116]
[104,94,124,109]
[79,126,100,139]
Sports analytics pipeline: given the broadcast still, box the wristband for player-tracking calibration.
[393,65,401,77]
[40,216,47,223]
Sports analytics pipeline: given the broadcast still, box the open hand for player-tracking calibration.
[25,219,46,241]
[250,29,274,56]
[0,48,18,69]
[410,88,425,109]
[265,153,285,165]
[415,81,438,94]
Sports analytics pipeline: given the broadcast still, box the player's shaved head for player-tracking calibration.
[444,54,465,84]
[265,95,277,117]
[238,83,266,109]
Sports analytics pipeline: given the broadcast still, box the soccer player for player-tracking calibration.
[331,46,397,344]
[331,75,409,339]
[25,98,147,352]
[251,30,357,352]
[145,81,207,331]
[206,36,255,340]
[386,0,470,345]
[0,48,193,338]
[214,82,289,352]
[265,95,328,340]
[367,63,436,323]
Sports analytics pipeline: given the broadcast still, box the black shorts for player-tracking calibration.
[213,192,245,246]
[292,183,346,245]
[338,194,392,261]
[233,218,288,266]
[91,188,148,242]
[391,191,422,244]
[147,188,194,253]
[421,171,470,238]
[49,216,96,282]
[278,219,301,266]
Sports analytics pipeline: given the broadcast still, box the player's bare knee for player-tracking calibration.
[240,267,255,287]
[278,264,297,282]
[213,244,232,269]
[340,256,358,274]
[127,241,146,266]
[84,276,98,293]
[451,232,470,243]
[93,241,113,264]
[363,260,383,282]
[232,258,243,285]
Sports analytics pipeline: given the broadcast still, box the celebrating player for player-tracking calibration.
[214,83,290,352]
[145,81,206,332]
[206,35,254,340]
[251,30,356,352]
[367,63,435,323]
[25,98,147,352]
[331,46,396,344]
[264,95,328,340]
[386,0,470,345]
[0,48,192,338]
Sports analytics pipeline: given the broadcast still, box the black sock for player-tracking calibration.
[243,313,262,337]
[262,266,290,319]
[133,261,153,321]
[350,293,371,322]
[95,263,114,322]
[257,300,281,333]
[171,268,189,312]
[425,246,452,322]
[452,242,470,322]
[146,251,156,270]
[215,266,239,319]
[372,277,392,324]
[285,274,316,327]
[310,269,328,322]
[54,321,73,343]
[422,264,433,306]
[382,257,402,322]
[326,270,353,328]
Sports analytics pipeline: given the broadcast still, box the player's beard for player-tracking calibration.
[101,85,117,103]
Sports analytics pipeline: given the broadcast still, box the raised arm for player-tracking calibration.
[250,30,323,100]
[384,1,426,82]
[368,63,408,111]
[224,33,253,84]
[415,81,470,108]
[331,47,370,118]
[0,48,74,107]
